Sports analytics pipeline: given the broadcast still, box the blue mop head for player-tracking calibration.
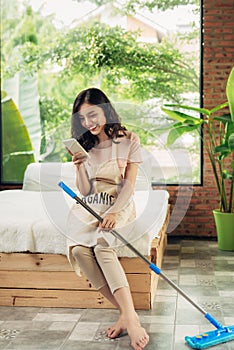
[185,325,234,349]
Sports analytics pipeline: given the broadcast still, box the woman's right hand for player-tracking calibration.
[72,151,88,167]
[68,149,90,195]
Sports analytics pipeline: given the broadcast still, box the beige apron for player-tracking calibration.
[66,142,136,274]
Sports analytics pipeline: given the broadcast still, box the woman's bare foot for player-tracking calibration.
[126,315,149,350]
[106,312,149,350]
[106,314,126,338]
[127,324,149,350]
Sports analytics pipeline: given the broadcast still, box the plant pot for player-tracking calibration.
[213,210,234,251]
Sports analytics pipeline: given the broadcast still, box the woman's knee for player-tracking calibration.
[72,245,91,261]
[94,245,117,263]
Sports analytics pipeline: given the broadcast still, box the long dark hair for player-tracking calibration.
[71,88,126,151]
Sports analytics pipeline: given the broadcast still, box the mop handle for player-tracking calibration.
[58,181,223,329]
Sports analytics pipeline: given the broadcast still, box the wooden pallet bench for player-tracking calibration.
[0,207,169,310]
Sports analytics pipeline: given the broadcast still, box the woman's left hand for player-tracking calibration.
[100,213,116,229]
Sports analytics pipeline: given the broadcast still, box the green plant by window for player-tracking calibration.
[162,67,234,213]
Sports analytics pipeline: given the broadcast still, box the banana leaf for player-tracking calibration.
[1,92,35,182]
[226,66,234,121]
[3,72,41,159]
[167,123,200,147]
[162,107,204,125]
[163,103,211,116]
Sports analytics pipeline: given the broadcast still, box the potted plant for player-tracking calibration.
[162,66,234,251]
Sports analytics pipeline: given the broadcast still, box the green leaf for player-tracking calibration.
[162,108,187,122]
[4,72,41,159]
[210,101,229,114]
[228,132,234,150]
[214,144,230,154]
[227,122,234,142]
[222,170,232,180]
[162,107,202,125]
[1,90,7,100]
[213,113,231,123]
[167,124,198,146]
[226,66,234,121]
[167,128,181,146]
[164,103,211,116]
[231,159,234,170]
[2,95,35,182]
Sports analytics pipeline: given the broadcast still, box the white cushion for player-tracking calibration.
[23,155,152,192]
[23,162,77,192]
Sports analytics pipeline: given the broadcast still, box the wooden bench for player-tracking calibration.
[0,207,169,310]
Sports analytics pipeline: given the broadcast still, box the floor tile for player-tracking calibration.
[179,275,197,285]
[140,315,175,324]
[0,308,41,322]
[0,321,52,331]
[79,308,119,323]
[61,340,118,350]
[48,321,76,331]
[32,313,82,322]
[69,322,100,341]
[174,324,199,348]
[144,332,173,350]
[38,307,84,314]
[181,247,195,253]
[180,260,196,268]
[4,330,68,350]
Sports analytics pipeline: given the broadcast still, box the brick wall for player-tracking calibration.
[155,0,234,238]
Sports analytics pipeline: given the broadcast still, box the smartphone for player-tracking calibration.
[63,138,89,157]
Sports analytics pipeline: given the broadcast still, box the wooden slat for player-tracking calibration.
[149,233,167,307]
[120,257,151,273]
[0,271,93,290]
[127,273,151,292]
[0,289,150,309]
[0,289,113,308]
[150,273,159,307]
[0,253,72,271]
[0,253,150,273]
[0,271,151,293]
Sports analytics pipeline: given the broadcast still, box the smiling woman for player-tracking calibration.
[71,88,128,151]
[79,104,107,135]
[65,86,151,349]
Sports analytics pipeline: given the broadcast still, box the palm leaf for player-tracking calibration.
[226,66,234,121]
[164,103,210,116]
[1,93,35,182]
[162,107,203,125]
[228,133,234,151]
[167,124,199,147]
[210,101,229,114]
[4,72,41,159]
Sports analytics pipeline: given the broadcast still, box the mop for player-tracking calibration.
[58,181,234,349]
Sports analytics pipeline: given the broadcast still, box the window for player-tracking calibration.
[1,0,201,184]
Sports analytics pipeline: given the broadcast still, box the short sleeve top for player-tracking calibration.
[87,131,142,175]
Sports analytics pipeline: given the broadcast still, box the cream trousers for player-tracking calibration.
[71,244,129,294]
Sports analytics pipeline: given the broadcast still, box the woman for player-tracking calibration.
[67,87,149,350]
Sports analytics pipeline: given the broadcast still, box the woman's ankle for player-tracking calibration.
[123,311,139,324]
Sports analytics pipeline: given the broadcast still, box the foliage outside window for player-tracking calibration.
[1,0,201,184]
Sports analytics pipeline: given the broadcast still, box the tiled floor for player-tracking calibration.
[0,239,234,350]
